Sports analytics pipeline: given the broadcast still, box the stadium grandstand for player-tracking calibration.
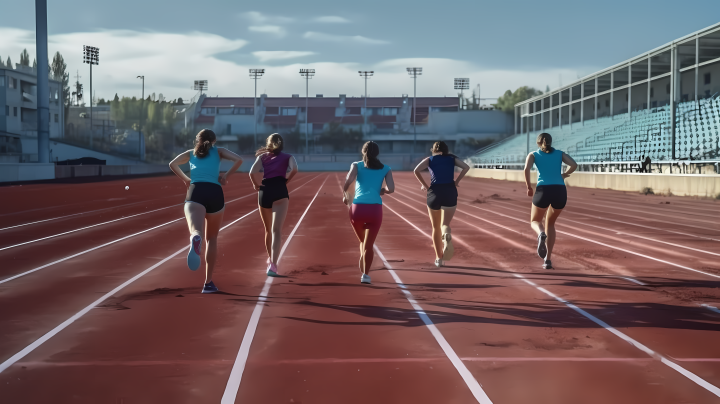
[470,22,720,175]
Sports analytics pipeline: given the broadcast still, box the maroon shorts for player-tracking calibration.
[349,203,383,233]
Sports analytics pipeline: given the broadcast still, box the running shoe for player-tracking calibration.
[202,281,218,294]
[441,226,454,261]
[435,258,444,268]
[542,260,553,270]
[266,262,280,277]
[361,274,371,284]
[537,232,548,259]
[187,235,202,271]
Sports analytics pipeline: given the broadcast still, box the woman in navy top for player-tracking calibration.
[413,141,470,267]
[169,129,244,293]
[523,132,577,269]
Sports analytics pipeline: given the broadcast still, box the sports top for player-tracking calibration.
[428,154,456,185]
[261,152,291,179]
[353,161,391,205]
[189,146,221,185]
[533,148,565,186]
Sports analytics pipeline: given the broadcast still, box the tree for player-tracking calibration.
[176,97,184,105]
[6,56,12,68]
[0,56,3,67]
[20,49,30,66]
[32,58,37,69]
[494,86,543,113]
[50,52,70,126]
[113,93,120,102]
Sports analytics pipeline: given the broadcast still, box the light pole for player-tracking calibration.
[407,67,422,161]
[193,80,208,135]
[299,68,315,154]
[249,69,265,148]
[137,75,144,159]
[36,0,50,163]
[454,78,469,110]
[83,45,99,150]
[359,71,374,136]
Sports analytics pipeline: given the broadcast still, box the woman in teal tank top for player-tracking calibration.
[523,133,577,270]
[342,141,394,284]
[169,129,244,293]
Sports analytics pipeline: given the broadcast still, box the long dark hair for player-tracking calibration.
[255,133,284,157]
[193,129,216,158]
[431,141,449,156]
[362,141,384,170]
[536,133,554,153]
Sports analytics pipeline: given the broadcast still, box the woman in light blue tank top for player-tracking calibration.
[523,133,577,270]
[169,129,244,293]
[342,141,394,284]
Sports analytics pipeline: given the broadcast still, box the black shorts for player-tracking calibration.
[532,185,567,209]
[258,176,289,209]
[186,182,225,213]
[427,182,458,210]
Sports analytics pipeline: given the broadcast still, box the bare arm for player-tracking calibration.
[286,156,299,184]
[380,169,395,195]
[413,157,430,191]
[248,156,263,191]
[217,147,243,185]
[169,150,192,187]
[454,157,470,187]
[561,152,578,178]
[523,152,535,197]
[342,163,358,205]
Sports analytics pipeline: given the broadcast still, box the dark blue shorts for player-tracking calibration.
[533,185,567,209]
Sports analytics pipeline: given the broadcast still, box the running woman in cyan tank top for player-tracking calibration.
[249,134,298,277]
[523,132,578,269]
[169,129,244,293]
[342,141,394,284]
[413,141,470,267]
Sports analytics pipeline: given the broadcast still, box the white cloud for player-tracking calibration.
[252,51,316,62]
[241,11,293,24]
[314,16,350,23]
[303,31,389,45]
[248,25,286,37]
[0,28,594,101]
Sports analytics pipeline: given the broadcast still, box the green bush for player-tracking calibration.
[641,187,654,195]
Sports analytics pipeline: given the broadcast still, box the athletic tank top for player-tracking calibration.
[428,154,455,185]
[261,152,291,179]
[533,148,565,186]
[353,161,391,205]
[189,146,220,185]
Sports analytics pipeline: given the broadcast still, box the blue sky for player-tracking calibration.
[1,1,718,101]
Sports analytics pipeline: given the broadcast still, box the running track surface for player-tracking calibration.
[1,172,720,403]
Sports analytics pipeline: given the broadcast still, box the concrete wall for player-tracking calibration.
[49,140,142,165]
[466,168,720,197]
[0,163,55,182]
[54,164,168,179]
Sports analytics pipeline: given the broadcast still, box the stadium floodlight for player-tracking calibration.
[299,69,315,154]
[407,67,422,161]
[137,76,145,159]
[454,78,470,109]
[83,45,99,150]
[359,71,374,135]
[249,69,265,147]
[193,80,208,93]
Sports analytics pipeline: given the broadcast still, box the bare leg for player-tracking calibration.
[203,208,224,283]
[259,206,273,260]
[349,211,368,274]
[361,227,380,274]
[427,208,443,259]
[544,207,563,261]
[530,204,547,236]
[440,206,456,228]
[184,202,206,240]
[270,198,289,265]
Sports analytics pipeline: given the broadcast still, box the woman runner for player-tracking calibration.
[413,141,470,267]
[169,129,244,293]
[249,134,298,277]
[523,132,577,269]
[342,141,394,284]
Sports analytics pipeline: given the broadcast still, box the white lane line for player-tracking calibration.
[0,207,258,374]
[620,277,646,286]
[701,304,720,315]
[375,246,494,404]
[512,272,720,397]
[221,175,328,404]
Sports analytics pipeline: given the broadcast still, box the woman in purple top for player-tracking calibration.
[413,141,469,267]
[249,134,298,277]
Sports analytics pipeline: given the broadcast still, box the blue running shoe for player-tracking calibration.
[537,232,547,259]
[187,235,201,271]
[202,280,218,294]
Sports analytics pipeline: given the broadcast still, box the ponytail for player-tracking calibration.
[536,132,553,153]
[256,133,284,157]
[431,141,449,156]
[362,141,384,170]
[193,129,216,158]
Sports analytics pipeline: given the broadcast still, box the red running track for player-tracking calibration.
[1,172,720,403]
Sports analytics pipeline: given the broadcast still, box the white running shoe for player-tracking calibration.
[435,258,444,267]
[266,262,280,277]
[441,226,454,261]
[360,274,371,284]
[187,235,201,271]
